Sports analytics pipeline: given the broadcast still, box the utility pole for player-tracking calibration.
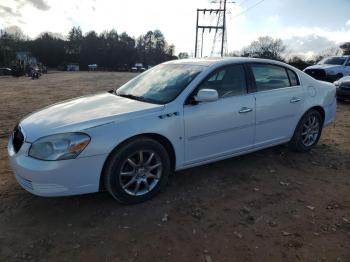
[220,0,227,57]
[194,0,234,58]
[194,9,199,58]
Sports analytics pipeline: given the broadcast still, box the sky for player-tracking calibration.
[0,0,350,58]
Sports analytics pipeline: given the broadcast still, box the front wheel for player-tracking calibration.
[103,138,170,204]
[289,109,323,152]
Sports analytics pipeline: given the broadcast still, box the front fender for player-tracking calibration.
[78,105,184,169]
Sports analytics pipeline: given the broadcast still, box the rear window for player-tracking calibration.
[287,69,299,86]
[251,64,290,91]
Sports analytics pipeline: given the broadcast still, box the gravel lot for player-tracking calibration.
[0,71,349,262]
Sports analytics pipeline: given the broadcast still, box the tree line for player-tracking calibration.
[1,27,349,71]
[233,36,350,70]
[0,27,177,70]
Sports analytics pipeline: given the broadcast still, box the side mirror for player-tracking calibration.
[194,89,219,103]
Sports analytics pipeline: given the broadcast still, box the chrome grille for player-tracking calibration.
[304,69,326,80]
[340,82,350,90]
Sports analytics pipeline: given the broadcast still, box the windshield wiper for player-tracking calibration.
[117,93,147,102]
[117,92,163,105]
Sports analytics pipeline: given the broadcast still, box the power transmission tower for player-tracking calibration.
[194,0,234,58]
[211,0,227,56]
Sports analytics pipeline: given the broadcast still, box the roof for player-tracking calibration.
[166,57,224,66]
[165,57,292,68]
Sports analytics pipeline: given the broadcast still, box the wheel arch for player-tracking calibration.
[308,105,325,124]
[99,133,176,191]
[292,105,325,138]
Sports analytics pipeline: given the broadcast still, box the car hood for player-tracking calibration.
[305,64,343,71]
[338,76,350,83]
[20,92,164,142]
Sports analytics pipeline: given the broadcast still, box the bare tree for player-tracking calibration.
[286,55,312,70]
[242,36,286,60]
[312,47,343,63]
[340,42,350,55]
[226,51,240,57]
[178,52,189,59]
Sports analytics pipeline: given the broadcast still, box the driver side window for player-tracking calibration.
[198,65,247,98]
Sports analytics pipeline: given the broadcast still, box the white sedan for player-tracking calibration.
[8,58,336,204]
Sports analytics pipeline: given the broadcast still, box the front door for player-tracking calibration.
[183,64,255,165]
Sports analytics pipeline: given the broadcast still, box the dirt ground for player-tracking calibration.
[0,71,349,262]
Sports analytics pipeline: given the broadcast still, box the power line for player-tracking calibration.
[233,0,267,18]
[238,0,251,6]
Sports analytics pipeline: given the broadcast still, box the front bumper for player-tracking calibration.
[336,88,350,100]
[323,98,337,127]
[314,75,339,83]
[8,138,108,197]
[324,74,340,82]
[304,70,340,82]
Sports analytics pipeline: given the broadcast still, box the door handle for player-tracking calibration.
[238,107,253,113]
[290,97,301,103]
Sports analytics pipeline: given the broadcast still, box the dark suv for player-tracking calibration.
[0,68,12,76]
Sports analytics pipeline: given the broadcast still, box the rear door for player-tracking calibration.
[249,63,305,147]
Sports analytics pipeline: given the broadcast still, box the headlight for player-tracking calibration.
[334,81,340,88]
[29,133,90,161]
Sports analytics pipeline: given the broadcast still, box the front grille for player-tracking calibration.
[12,125,24,153]
[304,69,326,80]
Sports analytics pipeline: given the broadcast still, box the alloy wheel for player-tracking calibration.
[119,150,162,196]
[301,115,320,147]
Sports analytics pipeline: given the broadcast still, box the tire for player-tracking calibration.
[103,137,170,204]
[289,109,323,152]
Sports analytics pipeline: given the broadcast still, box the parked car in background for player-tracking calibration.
[334,76,350,101]
[0,68,12,76]
[41,66,48,74]
[304,56,350,82]
[8,58,336,204]
[88,64,98,71]
[116,64,129,72]
[67,63,80,71]
[131,63,146,72]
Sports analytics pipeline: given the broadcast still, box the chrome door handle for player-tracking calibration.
[238,107,253,113]
[290,97,301,103]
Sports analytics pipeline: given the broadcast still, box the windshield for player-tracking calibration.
[318,57,346,65]
[116,64,203,104]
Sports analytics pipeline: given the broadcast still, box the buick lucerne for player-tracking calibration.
[8,58,337,204]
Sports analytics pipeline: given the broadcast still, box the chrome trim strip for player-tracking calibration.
[187,123,255,141]
[256,114,295,125]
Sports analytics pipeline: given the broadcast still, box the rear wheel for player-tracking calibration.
[289,109,323,152]
[103,138,170,204]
